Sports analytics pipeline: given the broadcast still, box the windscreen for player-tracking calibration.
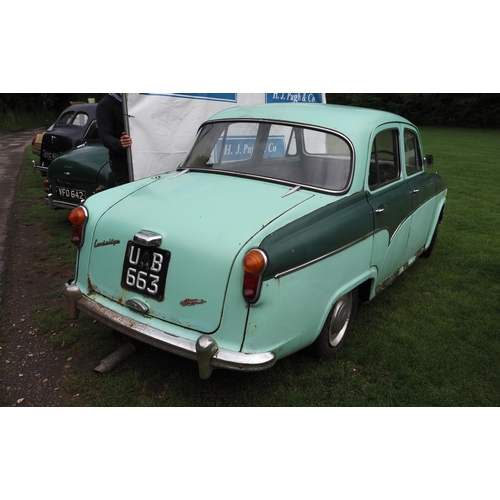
[183,121,353,192]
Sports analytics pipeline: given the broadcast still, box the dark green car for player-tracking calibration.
[44,142,115,210]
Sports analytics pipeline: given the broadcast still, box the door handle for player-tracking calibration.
[375,205,386,214]
[412,189,420,194]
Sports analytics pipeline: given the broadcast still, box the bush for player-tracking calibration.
[0,93,106,132]
[2,94,499,132]
[326,93,500,128]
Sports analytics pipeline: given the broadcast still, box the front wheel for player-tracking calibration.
[309,289,358,361]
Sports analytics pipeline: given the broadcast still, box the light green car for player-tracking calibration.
[62,103,446,379]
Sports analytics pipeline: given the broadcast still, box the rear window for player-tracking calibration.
[57,111,89,127]
[183,121,353,192]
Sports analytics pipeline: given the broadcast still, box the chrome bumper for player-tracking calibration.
[61,282,276,379]
[32,160,48,174]
[45,194,79,210]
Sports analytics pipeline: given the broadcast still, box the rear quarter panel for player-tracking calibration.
[243,237,375,358]
[241,191,376,358]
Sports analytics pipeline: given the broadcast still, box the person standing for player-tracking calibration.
[96,93,132,185]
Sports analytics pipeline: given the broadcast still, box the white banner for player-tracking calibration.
[125,93,326,180]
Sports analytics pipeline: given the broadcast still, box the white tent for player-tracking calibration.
[124,93,326,181]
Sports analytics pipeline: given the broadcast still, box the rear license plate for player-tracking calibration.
[57,187,86,201]
[121,241,171,301]
[43,151,59,161]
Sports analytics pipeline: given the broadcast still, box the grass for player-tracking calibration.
[0,110,55,133]
[7,126,500,406]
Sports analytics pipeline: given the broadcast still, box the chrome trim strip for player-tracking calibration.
[243,249,269,304]
[272,215,427,280]
[32,160,48,174]
[187,169,350,196]
[45,194,82,210]
[61,283,276,379]
[273,233,375,279]
[387,213,413,243]
[182,118,356,195]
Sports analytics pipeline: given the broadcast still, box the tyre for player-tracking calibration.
[309,289,358,360]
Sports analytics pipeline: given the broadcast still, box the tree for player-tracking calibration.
[326,94,500,127]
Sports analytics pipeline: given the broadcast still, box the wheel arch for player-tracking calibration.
[427,198,445,243]
[312,269,377,345]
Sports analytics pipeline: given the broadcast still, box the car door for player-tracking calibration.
[403,128,437,262]
[366,126,414,289]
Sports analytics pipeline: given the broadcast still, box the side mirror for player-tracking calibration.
[425,154,434,168]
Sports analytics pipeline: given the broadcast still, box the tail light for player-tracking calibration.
[68,206,88,247]
[43,179,50,193]
[242,249,268,303]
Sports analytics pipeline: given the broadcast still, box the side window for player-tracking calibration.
[369,129,401,190]
[72,113,89,127]
[404,129,423,176]
[57,111,75,125]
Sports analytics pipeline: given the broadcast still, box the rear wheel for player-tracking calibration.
[309,289,358,360]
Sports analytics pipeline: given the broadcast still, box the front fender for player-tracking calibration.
[426,188,446,249]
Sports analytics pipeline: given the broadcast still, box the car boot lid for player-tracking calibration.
[84,171,317,334]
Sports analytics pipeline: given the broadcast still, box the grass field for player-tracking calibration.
[6,126,500,406]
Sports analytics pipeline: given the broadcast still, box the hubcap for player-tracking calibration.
[328,293,352,347]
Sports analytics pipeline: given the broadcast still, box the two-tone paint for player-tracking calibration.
[62,103,446,378]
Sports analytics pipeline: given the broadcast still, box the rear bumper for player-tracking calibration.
[32,160,48,174]
[61,282,276,379]
[45,194,80,210]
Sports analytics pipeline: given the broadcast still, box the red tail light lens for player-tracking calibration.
[69,206,88,247]
[242,249,268,303]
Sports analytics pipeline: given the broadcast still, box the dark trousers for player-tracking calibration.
[110,158,130,185]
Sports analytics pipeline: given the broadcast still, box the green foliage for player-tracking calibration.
[0,93,106,132]
[0,93,50,113]
[1,94,499,132]
[326,93,500,128]
[0,93,106,113]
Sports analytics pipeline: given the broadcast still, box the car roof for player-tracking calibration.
[58,103,97,117]
[207,103,413,140]
[64,103,97,112]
